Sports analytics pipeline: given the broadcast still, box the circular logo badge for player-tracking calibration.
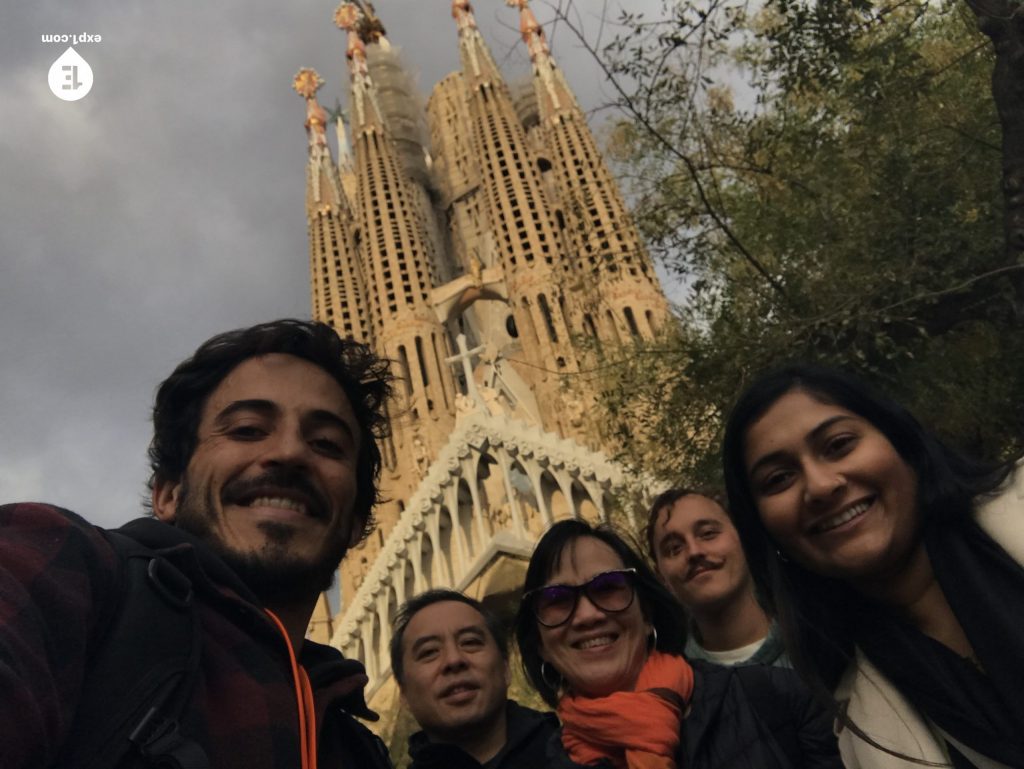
[48,47,93,101]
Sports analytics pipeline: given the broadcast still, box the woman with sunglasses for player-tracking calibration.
[513,519,842,769]
[722,364,1024,768]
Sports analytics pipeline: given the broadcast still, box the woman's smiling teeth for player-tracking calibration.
[575,635,616,650]
[813,500,872,533]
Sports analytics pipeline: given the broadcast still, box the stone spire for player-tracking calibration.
[336,4,386,132]
[506,0,575,116]
[450,0,504,83]
[293,67,370,344]
[334,3,457,581]
[354,0,390,48]
[294,68,330,150]
[508,0,670,345]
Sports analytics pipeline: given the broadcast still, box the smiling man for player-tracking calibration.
[391,590,557,769]
[646,489,787,667]
[0,320,395,769]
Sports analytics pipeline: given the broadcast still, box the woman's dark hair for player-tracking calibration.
[721,363,1017,699]
[513,519,687,708]
[148,319,393,543]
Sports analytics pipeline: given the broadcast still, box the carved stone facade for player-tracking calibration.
[295,0,672,691]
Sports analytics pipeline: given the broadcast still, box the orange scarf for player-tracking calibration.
[558,651,693,769]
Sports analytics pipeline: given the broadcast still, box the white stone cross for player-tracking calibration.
[445,332,487,408]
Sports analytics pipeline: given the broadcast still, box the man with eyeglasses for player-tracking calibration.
[390,589,558,769]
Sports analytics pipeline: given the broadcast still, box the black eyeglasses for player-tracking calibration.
[524,568,638,628]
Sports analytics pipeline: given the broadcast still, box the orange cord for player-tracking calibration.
[300,666,318,768]
[265,609,317,769]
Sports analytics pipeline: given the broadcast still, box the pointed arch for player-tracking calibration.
[369,612,381,679]
[402,557,416,606]
[437,507,454,584]
[509,458,542,535]
[571,480,601,524]
[457,478,481,558]
[473,455,494,538]
[541,470,571,522]
[419,532,435,592]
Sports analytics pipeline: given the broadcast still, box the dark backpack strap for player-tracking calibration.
[54,533,208,769]
[734,665,803,767]
[333,712,394,769]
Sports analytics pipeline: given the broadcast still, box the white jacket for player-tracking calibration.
[833,465,1024,769]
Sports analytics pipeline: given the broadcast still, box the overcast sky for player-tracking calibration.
[1,0,669,529]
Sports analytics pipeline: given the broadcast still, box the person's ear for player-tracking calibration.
[503,659,511,689]
[152,477,181,522]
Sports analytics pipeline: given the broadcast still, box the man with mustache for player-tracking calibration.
[646,489,787,667]
[391,590,557,769]
[1,320,395,769]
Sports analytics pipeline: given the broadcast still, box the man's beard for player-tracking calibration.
[172,472,349,608]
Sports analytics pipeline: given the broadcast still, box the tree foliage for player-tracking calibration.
[564,0,1024,486]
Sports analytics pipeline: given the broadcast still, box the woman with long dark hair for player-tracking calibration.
[722,363,1024,768]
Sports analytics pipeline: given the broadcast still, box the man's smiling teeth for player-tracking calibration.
[815,500,871,533]
[247,496,307,515]
[576,635,615,650]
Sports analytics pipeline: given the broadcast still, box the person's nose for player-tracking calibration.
[803,459,846,505]
[570,591,606,626]
[260,426,312,468]
[686,537,706,561]
[440,642,469,673]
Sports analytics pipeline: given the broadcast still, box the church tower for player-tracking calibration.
[294,67,368,343]
[509,0,670,346]
[446,0,592,440]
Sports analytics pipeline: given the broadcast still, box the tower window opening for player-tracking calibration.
[505,314,519,338]
[398,345,413,397]
[415,335,431,388]
[538,294,559,344]
[624,307,641,338]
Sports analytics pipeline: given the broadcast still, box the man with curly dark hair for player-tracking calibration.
[1,319,395,769]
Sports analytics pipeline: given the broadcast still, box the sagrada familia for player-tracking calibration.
[292,0,672,733]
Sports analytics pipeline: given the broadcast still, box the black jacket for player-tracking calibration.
[0,503,391,769]
[408,700,558,769]
[546,660,842,769]
[684,661,841,768]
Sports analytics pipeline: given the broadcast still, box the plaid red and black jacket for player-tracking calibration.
[0,502,392,769]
